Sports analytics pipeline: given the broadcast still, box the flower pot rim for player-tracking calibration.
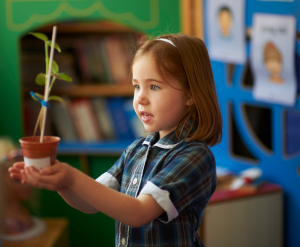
[19,136,60,145]
[19,136,60,164]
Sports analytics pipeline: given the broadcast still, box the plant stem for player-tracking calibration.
[32,44,54,139]
[32,107,43,140]
[45,42,49,74]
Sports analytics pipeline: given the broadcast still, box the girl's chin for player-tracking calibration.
[143,125,158,133]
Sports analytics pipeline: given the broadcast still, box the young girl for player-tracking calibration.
[9,34,222,247]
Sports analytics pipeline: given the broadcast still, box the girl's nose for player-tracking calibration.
[136,90,149,105]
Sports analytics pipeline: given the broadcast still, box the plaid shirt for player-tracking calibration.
[96,122,217,247]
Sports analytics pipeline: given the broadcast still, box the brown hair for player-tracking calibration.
[131,34,222,147]
[264,42,281,62]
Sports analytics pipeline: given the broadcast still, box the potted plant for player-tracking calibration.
[19,26,72,170]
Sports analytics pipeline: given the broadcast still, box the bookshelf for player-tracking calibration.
[0,2,181,246]
[20,21,143,154]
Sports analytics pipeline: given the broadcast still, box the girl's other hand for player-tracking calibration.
[8,162,25,182]
[22,161,75,191]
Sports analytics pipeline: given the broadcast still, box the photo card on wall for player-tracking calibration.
[206,0,246,64]
[251,13,297,106]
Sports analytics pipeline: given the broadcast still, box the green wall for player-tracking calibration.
[0,1,181,246]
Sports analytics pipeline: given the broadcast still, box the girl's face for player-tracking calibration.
[265,58,282,77]
[132,54,191,140]
[218,10,232,36]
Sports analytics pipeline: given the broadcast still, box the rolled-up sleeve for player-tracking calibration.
[140,145,217,223]
[95,150,126,191]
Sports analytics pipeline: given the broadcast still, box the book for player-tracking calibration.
[85,37,103,83]
[98,36,114,83]
[49,98,78,141]
[90,37,112,84]
[106,97,135,140]
[105,36,131,85]
[123,98,146,138]
[69,98,103,142]
[74,38,92,83]
[91,97,116,140]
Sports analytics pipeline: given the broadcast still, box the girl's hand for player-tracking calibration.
[22,161,75,191]
[9,162,26,183]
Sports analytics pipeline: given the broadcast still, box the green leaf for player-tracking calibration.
[58,73,72,82]
[48,95,66,105]
[52,60,59,74]
[47,40,61,53]
[45,58,59,74]
[29,32,48,42]
[51,72,72,82]
[35,73,46,86]
[31,92,44,101]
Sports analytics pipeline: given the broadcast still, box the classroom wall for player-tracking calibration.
[1,1,300,247]
[203,1,300,247]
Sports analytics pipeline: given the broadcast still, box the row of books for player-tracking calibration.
[21,33,139,87]
[74,34,137,85]
[23,97,146,142]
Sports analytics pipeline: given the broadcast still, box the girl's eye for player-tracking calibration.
[151,85,160,91]
[133,85,140,90]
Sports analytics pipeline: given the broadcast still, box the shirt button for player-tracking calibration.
[122,238,125,245]
[133,178,138,185]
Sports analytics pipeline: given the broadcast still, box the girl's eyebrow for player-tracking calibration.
[132,78,165,83]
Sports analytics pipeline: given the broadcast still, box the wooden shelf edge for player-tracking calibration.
[35,21,135,33]
[23,85,134,97]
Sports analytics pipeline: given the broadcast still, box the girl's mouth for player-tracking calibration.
[141,113,153,123]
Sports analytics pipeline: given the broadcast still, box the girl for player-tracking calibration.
[263,42,284,84]
[9,34,222,247]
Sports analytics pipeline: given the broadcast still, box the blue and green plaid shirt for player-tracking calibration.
[96,122,217,247]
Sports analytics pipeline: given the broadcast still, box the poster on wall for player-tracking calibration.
[206,0,246,64]
[251,14,296,106]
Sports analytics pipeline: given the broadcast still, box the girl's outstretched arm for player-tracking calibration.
[57,187,99,214]
[23,163,165,227]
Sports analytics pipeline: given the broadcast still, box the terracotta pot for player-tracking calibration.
[19,136,60,169]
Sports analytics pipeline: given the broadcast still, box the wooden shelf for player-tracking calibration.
[23,85,134,97]
[35,21,135,33]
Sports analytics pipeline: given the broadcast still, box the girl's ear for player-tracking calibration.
[186,95,194,106]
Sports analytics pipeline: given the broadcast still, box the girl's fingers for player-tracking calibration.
[24,166,59,190]
[8,166,23,173]
[39,163,61,175]
[13,162,25,168]
[8,166,24,180]
[10,172,22,180]
[24,166,42,186]
[24,166,49,189]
